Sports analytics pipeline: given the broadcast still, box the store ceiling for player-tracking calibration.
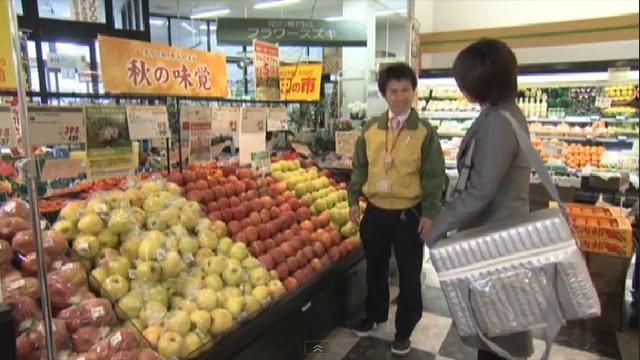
[150,0,408,22]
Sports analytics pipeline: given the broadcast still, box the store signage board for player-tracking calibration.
[84,105,133,180]
[0,105,14,147]
[335,131,359,157]
[42,159,83,181]
[280,63,322,101]
[126,105,170,140]
[217,18,367,46]
[0,1,17,91]
[47,54,88,70]
[27,106,87,146]
[241,107,267,134]
[253,40,281,101]
[267,107,288,131]
[251,151,271,176]
[98,35,228,97]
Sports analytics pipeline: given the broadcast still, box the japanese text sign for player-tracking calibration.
[335,131,359,156]
[279,63,322,101]
[241,107,267,134]
[0,1,17,91]
[217,18,367,46]
[0,105,14,147]
[125,105,170,140]
[253,40,280,101]
[267,107,288,131]
[98,35,227,97]
[212,106,239,135]
[190,122,212,163]
[28,106,87,146]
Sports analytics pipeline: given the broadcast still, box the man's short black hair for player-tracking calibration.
[377,62,417,96]
[452,38,518,106]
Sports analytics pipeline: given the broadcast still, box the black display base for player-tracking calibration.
[199,248,366,360]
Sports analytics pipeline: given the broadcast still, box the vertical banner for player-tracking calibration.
[180,105,212,163]
[0,0,17,91]
[267,107,289,131]
[85,105,133,179]
[239,107,267,165]
[279,63,322,101]
[126,105,170,140]
[253,40,281,100]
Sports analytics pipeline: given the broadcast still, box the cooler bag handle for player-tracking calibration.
[465,264,566,360]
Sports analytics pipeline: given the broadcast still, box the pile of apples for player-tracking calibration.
[51,179,284,359]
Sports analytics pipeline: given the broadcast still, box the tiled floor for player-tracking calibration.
[307,253,639,360]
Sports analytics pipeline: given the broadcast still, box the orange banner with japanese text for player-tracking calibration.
[98,35,227,97]
[279,63,322,101]
[0,1,17,91]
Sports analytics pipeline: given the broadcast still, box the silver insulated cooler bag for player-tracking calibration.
[430,111,600,360]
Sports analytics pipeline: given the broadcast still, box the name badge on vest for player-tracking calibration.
[376,177,391,193]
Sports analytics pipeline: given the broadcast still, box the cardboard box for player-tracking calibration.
[585,252,631,294]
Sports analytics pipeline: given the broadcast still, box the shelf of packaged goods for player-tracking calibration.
[198,248,366,360]
[419,111,480,119]
[533,135,638,143]
[528,116,639,123]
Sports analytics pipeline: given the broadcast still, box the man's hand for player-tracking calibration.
[417,217,433,242]
[349,206,362,225]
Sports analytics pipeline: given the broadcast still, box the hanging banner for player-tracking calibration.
[212,106,240,136]
[0,1,17,91]
[126,105,170,140]
[0,105,13,147]
[27,106,86,146]
[280,63,322,101]
[335,131,359,156]
[241,107,267,134]
[85,105,133,179]
[267,107,288,131]
[253,40,280,101]
[98,35,228,97]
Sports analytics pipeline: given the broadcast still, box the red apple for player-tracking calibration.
[196,179,208,190]
[265,239,276,250]
[208,211,222,221]
[329,247,340,261]
[167,172,183,185]
[228,221,242,235]
[300,220,314,233]
[313,241,326,257]
[183,170,196,183]
[241,218,253,228]
[303,246,315,261]
[310,258,322,271]
[296,207,311,222]
[207,201,220,213]
[271,248,286,264]
[276,263,290,280]
[221,208,234,223]
[296,250,308,267]
[232,207,246,221]
[245,227,258,242]
[218,197,230,209]
[291,236,303,250]
[270,207,281,219]
[258,254,275,270]
[284,277,298,290]
[229,196,241,208]
[249,212,262,226]
[257,224,270,240]
[208,178,218,188]
[286,257,300,273]
[259,209,271,223]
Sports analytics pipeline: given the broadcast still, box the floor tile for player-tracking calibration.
[344,336,436,360]
[323,327,361,359]
[434,356,456,360]
[434,325,478,360]
[616,331,639,360]
[421,286,451,318]
[411,312,453,354]
[422,256,440,288]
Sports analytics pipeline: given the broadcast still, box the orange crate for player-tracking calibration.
[569,215,633,258]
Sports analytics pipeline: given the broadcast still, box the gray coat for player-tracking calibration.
[425,101,534,358]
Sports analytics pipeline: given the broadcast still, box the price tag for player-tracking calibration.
[90,306,105,320]
[618,136,628,140]
[616,115,626,121]
[27,106,86,146]
[542,142,564,157]
[41,159,83,181]
[595,97,612,108]
[110,331,122,347]
[335,131,359,156]
[241,107,267,134]
[267,107,288,131]
[156,249,167,261]
[126,105,170,139]
[291,143,311,157]
[0,106,14,147]
[128,269,136,279]
[61,263,75,271]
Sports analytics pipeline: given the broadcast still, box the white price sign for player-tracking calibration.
[28,106,86,146]
[542,141,564,157]
[126,105,170,140]
[267,107,288,131]
[212,106,240,135]
[0,106,14,147]
[595,96,612,108]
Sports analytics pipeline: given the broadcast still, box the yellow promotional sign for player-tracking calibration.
[0,1,17,91]
[279,63,322,101]
[98,35,228,97]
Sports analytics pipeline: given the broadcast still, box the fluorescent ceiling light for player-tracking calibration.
[418,71,640,86]
[324,16,344,21]
[190,8,230,19]
[199,24,218,30]
[376,8,406,16]
[150,19,165,25]
[181,22,197,33]
[254,0,300,10]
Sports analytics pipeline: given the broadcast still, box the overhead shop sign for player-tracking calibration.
[216,18,367,46]
[0,0,17,91]
[98,35,228,97]
[280,63,322,101]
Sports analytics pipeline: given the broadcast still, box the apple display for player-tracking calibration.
[196,288,218,311]
[97,229,119,249]
[157,331,184,359]
[136,261,162,282]
[165,310,191,335]
[102,275,129,300]
[210,308,234,335]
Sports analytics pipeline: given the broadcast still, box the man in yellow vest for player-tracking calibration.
[348,63,446,357]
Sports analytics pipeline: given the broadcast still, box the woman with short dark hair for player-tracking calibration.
[422,39,534,360]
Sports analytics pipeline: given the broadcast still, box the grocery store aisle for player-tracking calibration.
[306,256,637,360]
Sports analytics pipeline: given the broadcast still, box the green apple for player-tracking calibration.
[130,207,146,227]
[223,296,246,318]
[140,181,162,196]
[180,209,199,230]
[59,201,85,223]
[341,222,358,238]
[176,298,198,315]
[181,276,204,300]
[183,201,201,213]
[217,237,233,256]
[86,198,109,214]
[201,256,226,275]
[217,287,241,305]
[120,238,141,262]
[196,248,215,265]
[157,331,183,359]
[190,310,211,333]
[117,290,144,319]
[229,243,248,261]
[210,308,234,335]
[178,236,199,255]
[165,235,179,251]
[160,251,185,278]
[136,260,162,282]
[106,256,131,278]
[302,194,314,207]
[268,279,285,300]
[139,301,167,327]
[211,221,228,238]
[138,237,162,261]
[157,191,175,204]
[143,195,164,213]
[126,188,145,208]
[241,257,261,270]
[142,325,162,347]
[181,331,203,358]
[53,220,77,241]
[197,218,213,232]
[105,190,128,209]
[73,234,100,258]
[147,284,169,307]
[244,295,261,317]
[165,182,183,196]
[159,207,181,227]
[97,229,119,249]
[102,275,129,300]
[197,229,218,250]
[204,274,224,291]
[90,267,108,290]
[248,267,270,287]
[251,285,271,304]
[165,310,191,336]
[77,213,105,234]
[170,224,189,238]
[145,214,168,231]
[294,183,307,198]
[222,262,244,286]
[123,318,144,331]
[196,288,218,311]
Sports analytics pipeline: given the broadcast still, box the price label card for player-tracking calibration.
[267,107,288,131]
[291,142,311,157]
[190,122,212,163]
[542,141,565,157]
[335,131,359,156]
[126,105,170,139]
[28,106,86,146]
[41,159,83,181]
[213,106,240,135]
[251,151,271,176]
[241,107,267,134]
[594,97,612,108]
[0,105,14,148]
